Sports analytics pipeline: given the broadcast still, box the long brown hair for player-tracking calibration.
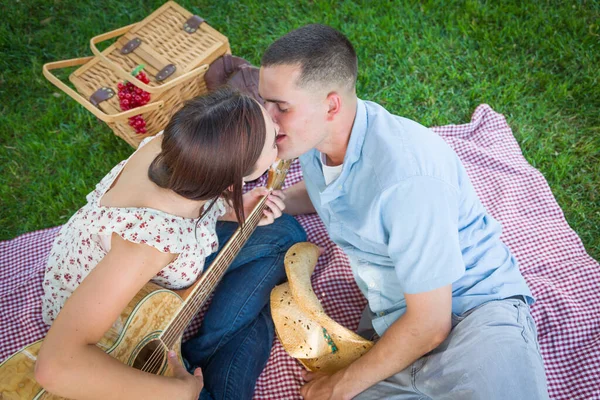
[148,87,266,224]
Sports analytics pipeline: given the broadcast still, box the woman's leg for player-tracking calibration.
[198,306,275,400]
[182,214,306,400]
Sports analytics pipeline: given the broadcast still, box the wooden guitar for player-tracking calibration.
[0,160,292,400]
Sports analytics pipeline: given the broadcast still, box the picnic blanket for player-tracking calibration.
[1,104,598,399]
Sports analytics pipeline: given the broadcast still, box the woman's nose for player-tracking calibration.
[264,102,278,120]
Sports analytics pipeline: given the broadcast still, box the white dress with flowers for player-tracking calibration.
[41,134,226,325]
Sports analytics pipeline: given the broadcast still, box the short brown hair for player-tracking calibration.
[261,24,358,90]
[148,87,265,223]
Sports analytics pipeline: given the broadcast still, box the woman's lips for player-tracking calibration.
[276,134,287,144]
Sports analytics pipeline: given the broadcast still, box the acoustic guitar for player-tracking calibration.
[0,160,292,400]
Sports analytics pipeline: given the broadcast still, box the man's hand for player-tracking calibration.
[299,285,453,399]
[300,369,351,400]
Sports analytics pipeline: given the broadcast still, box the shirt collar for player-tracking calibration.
[317,99,368,204]
[343,98,368,170]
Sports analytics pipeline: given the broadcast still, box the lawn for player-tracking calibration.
[1,0,598,260]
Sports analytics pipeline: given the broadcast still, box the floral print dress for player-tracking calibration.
[41,134,226,325]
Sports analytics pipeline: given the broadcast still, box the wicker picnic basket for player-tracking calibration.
[42,1,230,148]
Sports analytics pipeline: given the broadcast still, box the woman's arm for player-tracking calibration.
[35,233,202,400]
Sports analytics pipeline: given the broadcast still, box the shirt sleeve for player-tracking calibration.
[380,176,465,294]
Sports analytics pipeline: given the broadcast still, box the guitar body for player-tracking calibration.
[0,282,184,399]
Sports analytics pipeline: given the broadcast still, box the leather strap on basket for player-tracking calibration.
[183,15,204,33]
[120,38,142,54]
[90,87,115,108]
[156,64,176,81]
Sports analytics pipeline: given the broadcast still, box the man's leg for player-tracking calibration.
[182,214,306,400]
[355,298,549,400]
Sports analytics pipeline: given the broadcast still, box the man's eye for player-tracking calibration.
[278,106,289,113]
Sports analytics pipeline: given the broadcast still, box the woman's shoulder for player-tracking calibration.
[86,133,164,205]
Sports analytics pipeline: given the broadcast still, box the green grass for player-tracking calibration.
[1,0,598,260]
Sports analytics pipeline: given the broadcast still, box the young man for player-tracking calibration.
[259,24,549,400]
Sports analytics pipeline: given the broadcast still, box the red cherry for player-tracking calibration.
[117,83,124,90]
[138,127,147,134]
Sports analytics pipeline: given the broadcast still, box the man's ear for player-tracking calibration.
[326,92,342,121]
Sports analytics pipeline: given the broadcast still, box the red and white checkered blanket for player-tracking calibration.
[1,105,598,399]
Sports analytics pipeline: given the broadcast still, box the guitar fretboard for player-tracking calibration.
[159,160,291,348]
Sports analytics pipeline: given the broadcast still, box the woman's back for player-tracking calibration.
[42,133,226,324]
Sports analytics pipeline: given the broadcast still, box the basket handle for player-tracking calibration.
[42,57,164,123]
[89,24,210,94]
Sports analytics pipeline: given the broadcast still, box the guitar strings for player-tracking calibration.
[139,215,260,374]
[140,163,288,373]
[160,196,266,345]
[139,196,269,374]
[139,207,264,374]
[140,202,266,373]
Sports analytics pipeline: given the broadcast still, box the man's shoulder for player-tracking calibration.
[361,101,460,187]
[363,100,444,148]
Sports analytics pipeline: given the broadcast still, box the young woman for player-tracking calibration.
[34,88,306,400]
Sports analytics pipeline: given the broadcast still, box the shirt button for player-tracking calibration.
[368,282,376,289]
[378,311,386,317]
[492,287,499,294]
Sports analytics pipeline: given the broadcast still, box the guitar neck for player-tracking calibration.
[160,160,292,347]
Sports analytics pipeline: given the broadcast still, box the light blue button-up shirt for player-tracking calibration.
[299,99,533,336]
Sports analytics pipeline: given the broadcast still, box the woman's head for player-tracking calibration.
[148,87,279,223]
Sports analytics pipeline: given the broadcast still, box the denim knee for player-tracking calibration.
[263,214,307,250]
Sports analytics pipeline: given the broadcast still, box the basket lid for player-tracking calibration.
[108,1,229,80]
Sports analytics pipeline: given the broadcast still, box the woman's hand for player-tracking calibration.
[168,350,204,400]
[243,187,287,226]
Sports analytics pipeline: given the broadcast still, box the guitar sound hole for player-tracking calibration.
[132,339,166,374]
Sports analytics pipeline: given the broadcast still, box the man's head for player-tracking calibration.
[259,24,358,160]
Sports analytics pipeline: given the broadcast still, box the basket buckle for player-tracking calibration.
[156,64,176,82]
[183,15,205,33]
[89,87,115,108]
[120,38,142,54]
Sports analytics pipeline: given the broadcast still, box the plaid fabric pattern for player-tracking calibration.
[1,105,598,400]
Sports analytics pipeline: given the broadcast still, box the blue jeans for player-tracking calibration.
[355,297,549,399]
[182,214,306,400]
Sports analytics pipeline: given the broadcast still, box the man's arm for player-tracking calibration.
[283,181,316,215]
[301,284,452,400]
